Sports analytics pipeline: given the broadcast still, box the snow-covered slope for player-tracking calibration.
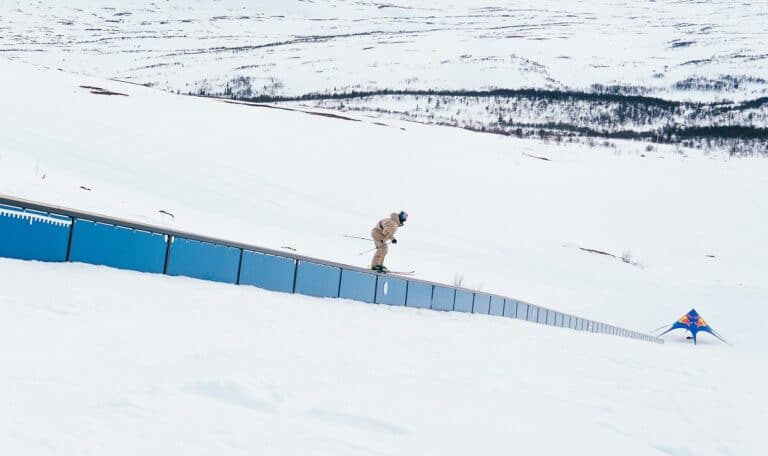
[1,58,766,343]
[1,259,766,455]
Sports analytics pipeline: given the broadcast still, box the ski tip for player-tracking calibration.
[388,270,415,275]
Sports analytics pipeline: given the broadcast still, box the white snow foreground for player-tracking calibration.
[0,259,764,456]
[0,59,766,454]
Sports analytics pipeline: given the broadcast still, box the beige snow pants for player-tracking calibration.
[371,229,388,267]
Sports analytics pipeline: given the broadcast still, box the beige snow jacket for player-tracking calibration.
[371,213,402,241]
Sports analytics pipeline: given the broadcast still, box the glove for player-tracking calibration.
[391,238,397,244]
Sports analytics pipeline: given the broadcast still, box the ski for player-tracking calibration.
[381,270,415,276]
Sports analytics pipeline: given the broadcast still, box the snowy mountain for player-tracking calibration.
[2,0,767,153]
[3,0,766,100]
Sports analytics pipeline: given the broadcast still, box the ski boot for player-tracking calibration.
[371,265,389,273]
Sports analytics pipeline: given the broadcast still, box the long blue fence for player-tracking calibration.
[0,195,662,344]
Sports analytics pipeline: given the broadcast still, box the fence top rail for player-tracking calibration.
[0,193,662,343]
[0,194,517,296]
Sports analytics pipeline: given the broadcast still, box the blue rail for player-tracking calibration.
[0,195,662,344]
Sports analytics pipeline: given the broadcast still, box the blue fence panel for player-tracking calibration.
[489,296,505,316]
[454,290,474,313]
[406,281,432,309]
[167,237,240,283]
[537,308,547,324]
[0,204,70,262]
[473,294,491,315]
[295,261,341,298]
[338,269,377,303]
[546,309,556,326]
[431,286,455,311]
[239,250,296,293]
[0,201,660,343]
[516,302,529,320]
[527,305,539,322]
[69,219,167,273]
[533,306,542,322]
[375,276,407,306]
[503,299,517,318]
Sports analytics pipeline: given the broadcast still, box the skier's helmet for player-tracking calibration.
[398,211,408,224]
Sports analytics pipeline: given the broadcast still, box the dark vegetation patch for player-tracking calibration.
[669,40,695,48]
[202,87,768,156]
[220,100,360,122]
[673,75,767,91]
[579,247,641,267]
[226,88,682,108]
[523,152,551,161]
[79,85,128,96]
[161,29,443,57]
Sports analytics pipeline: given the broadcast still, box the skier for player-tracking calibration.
[370,211,408,273]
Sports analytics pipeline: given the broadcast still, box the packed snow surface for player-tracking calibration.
[0,59,766,454]
[1,259,766,455]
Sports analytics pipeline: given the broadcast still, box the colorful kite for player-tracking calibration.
[657,309,727,344]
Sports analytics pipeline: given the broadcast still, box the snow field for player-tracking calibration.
[0,259,765,455]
